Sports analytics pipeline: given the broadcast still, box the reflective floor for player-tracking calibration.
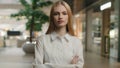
[0,47,120,68]
[84,52,120,68]
[0,47,34,68]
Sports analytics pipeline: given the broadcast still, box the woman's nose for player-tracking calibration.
[59,14,63,18]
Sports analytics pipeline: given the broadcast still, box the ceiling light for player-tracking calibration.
[100,2,111,11]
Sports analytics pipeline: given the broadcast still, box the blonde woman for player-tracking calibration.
[34,1,84,68]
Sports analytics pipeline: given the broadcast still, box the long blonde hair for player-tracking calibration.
[46,1,75,36]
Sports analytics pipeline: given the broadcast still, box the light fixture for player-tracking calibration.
[100,2,111,11]
[75,14,80,17]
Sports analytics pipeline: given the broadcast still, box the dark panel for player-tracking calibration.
[7,31,21,36]
[84,0,99,7]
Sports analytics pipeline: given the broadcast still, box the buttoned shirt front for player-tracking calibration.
[34,32,84,68]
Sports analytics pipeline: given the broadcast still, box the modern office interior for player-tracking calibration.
[0,0,120,68]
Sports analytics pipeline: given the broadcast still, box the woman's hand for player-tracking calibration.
[70,55,79,64]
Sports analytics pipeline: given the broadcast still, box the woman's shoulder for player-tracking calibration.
[35,34,51,45]
[36,34,50,40]
[70,35,81,41]
[70,35,83,48]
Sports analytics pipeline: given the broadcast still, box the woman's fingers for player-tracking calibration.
[71,55,79,64]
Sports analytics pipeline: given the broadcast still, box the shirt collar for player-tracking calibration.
[50,31,58,41]
[50,31,71,42]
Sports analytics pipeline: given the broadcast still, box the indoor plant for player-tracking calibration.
[11,0,52,53]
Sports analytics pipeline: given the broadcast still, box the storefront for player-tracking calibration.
[74,0,120,61]
[86,0,120,60]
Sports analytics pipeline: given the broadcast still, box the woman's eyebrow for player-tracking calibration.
[62,11,67,13]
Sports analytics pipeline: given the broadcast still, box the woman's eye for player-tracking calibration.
[53,12,67,16]
[63,12,67,15]
[53,12,58,15]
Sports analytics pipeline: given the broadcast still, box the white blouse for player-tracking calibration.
[34,32,84,68]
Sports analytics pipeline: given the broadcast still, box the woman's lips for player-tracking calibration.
[57,20,64,24]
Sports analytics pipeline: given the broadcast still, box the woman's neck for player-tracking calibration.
[55,26,67,36]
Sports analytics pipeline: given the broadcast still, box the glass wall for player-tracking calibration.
[84,0,120,57]
[109,0,119,59]
[86,8,102,54]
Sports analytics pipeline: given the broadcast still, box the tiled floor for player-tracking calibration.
[84,52,120,68]
[0,47,34,68]
[0,47,120,68]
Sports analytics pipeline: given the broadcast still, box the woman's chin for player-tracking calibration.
[57,25,66,28]
[56,23,67,27]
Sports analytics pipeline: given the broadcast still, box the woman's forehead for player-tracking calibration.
[53,4,67,12]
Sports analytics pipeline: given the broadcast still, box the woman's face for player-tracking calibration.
[53,4,68,28]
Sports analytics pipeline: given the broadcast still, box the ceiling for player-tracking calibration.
[84,0,99,7]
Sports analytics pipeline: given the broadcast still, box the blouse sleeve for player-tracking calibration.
[74,38,84,68]
[35,36,44,64]
[34,36,49,68]
[34,35,54,68]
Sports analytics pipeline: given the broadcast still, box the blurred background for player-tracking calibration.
[0,0,120,68]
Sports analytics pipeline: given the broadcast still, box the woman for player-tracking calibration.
[34,1,84,68]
